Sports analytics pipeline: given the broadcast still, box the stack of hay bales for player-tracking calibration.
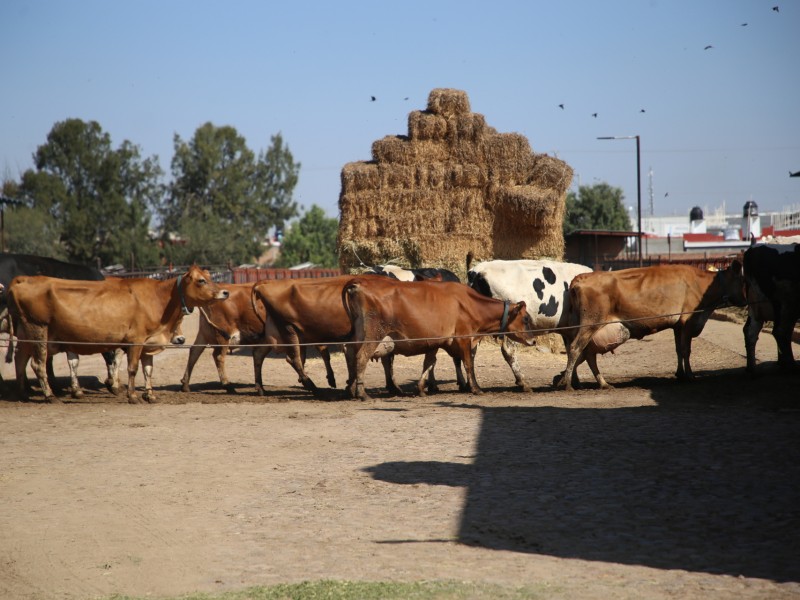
[337,88,573,280]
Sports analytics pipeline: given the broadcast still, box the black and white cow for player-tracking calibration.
[366,264,461,283]
[467,258,592,391]
[742,243,800,374]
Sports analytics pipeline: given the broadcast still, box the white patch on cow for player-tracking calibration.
[229,330,242,346]
[370,336,396,358]
[378,265,415,281]
[588,322,631,354]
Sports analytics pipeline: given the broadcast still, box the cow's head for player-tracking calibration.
[178,265,230,313]
[504,301,537,346]
[716,259,747,307]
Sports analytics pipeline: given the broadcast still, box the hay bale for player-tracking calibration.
[408,111,448,141]
[340,161,379,193]
[427,88,471,117]
[338,88,573,276]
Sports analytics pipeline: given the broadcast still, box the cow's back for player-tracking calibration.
[469,259,591,328]
[569,265,716,330]
[256,276,356,341]
[10,275,162,342]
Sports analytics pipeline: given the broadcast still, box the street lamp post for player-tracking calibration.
[597,135,642,267]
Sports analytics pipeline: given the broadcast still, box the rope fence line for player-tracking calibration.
[0,304,747,352]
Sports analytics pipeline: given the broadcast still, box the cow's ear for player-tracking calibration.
[730,260,742,275]
[511,301,526,316]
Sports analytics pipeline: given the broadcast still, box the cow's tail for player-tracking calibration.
[250,283,268,329]
[466,251,475,273]
[4,306,14,365]
[342,278,365,341]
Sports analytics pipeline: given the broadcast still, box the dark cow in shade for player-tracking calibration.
[365,265,461,283]
[467,258,592,390]
[742,243,800,374]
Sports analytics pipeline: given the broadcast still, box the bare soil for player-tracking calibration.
[1,312,799,600]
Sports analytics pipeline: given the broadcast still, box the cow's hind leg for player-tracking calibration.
[743,315,763,375]
[673,327,694,380]
[141,354,157,403]
[102,349,123,395]
[252,345,270,396]
[416,351,438,397]
[66,352,84,399]
[585,350,611,389]
[380,355,405,396]
[180,335,207,392]
[500,338,530,392]
[31,342,57,402]
[319,346,337,388]
[126,347,144,404]
[284,327,318,394]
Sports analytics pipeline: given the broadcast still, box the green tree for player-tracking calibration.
[563,182,632,235]
[13,119,163,267]
[275,205,339,268]
[161,124,299,265]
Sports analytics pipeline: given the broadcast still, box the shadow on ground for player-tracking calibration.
[365,370,800,582]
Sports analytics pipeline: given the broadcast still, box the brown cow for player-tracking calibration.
[7,265,229,403]
[252,275,441,397]
[180,282,336,395]
[251,276,364,396]
[64,321,186,399]
[556,262,746,391]
[342,277,536,400]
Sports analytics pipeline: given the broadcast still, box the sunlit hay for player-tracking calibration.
[338,88,573,281]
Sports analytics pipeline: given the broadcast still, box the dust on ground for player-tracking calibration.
[1,311,799,600]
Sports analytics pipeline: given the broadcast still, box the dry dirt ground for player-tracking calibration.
[1,311,799,600]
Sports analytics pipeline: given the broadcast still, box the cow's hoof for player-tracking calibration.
[518,384,532,393]
[46,395,62,404]
[70,389,84,399]
[128,395,145,404]
[327,377,337,388]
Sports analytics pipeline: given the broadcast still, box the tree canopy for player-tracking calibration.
[2,120,306,269]
[563,182,632,235]
[159,124,300,265]
[9,118,163,267]
[275,205,339,268]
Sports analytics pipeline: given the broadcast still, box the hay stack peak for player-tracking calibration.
[337,88,572,278]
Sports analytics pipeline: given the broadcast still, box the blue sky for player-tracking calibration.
[1,0,798,225]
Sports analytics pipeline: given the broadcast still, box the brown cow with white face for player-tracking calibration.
[556,262,746,391]
[7,265,228,403]
[342,277,536,401]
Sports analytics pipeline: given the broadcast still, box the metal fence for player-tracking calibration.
[600,255,740,272]
[105,266,342,284]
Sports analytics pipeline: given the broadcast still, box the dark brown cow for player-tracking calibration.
[742,244,800,374]
[180,282,336,395]
[557,262,746,391]
[7,265,229,403]
[252,275,435,397]
[251,276,361,395]
[342,277,536,400]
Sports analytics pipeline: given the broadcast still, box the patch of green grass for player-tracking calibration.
[107,579,557,600]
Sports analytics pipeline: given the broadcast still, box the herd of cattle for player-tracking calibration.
[0,244,798,404]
